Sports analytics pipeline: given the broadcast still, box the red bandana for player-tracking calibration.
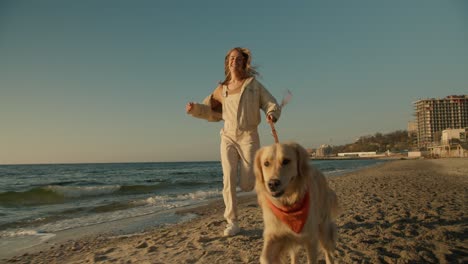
[265,191,310,234]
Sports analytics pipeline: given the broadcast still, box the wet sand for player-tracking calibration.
[4,158,467,264]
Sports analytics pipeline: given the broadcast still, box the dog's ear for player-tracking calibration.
[254,147,265,183]
[294,143,310,178]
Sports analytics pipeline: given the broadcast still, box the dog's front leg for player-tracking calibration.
[289,249,299,264]
[304,239,318,264]
[260,237,282,264]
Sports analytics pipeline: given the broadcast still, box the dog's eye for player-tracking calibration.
[264,161,270,167]
[282,159,290,165]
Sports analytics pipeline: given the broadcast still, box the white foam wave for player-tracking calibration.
[181,189,221,200]
[323,169,349,176]
[142,189,221,207]
[0,229,55,240]
[143,196,174,207]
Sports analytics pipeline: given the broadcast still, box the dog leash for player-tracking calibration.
[268,90,292,143]
[268,120,280,143]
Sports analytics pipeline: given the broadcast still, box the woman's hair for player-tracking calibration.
[221,47,259,85]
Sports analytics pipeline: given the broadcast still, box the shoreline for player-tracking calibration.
[0,191,256,260]
[0,204,196,260]
[310,155,408,160]
[3,158,467,263]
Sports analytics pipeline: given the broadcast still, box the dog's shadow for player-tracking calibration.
[215,228,263,243]
[240,228,263,240]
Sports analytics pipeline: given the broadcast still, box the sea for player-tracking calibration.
[0,159,386,251]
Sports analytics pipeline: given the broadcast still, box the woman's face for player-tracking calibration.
[228,50,245,73]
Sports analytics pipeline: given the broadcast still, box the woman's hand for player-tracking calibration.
[267,114,277,123]
[186,102,194,113]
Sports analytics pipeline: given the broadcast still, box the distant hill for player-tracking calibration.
[331,130,411,154]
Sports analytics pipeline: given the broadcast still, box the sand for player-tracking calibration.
[3,158,467,264]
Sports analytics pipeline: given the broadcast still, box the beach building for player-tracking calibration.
[316,144,332,157]
[428,128,468,158]
[413,95,468,148]
[337,151,379,158]
[441,128,467,145]
[306,148,316,158]
[429,144,467,158]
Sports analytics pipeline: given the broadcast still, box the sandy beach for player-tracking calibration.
[3,158,467,264]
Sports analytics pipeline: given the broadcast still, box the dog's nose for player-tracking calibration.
[268,179,281,192]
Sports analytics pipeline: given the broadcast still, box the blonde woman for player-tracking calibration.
[186,47,281,236]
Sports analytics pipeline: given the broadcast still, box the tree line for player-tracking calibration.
[330,130,411,154]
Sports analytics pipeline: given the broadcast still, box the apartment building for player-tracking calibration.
[413,95,468,148]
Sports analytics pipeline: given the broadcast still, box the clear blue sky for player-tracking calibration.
[1,0,467,164]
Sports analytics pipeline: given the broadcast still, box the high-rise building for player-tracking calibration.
[413,95,468,148]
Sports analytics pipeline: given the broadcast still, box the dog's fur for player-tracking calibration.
[254,142,339,264]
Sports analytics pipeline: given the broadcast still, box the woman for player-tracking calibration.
[186,47,281,236]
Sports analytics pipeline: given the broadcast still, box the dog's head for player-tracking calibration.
[254,142,310,199]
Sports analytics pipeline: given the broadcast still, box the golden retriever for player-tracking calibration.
[254,142,339,264]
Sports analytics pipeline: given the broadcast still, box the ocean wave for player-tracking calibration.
[47,185,121,198]
[175,181,217,187]
[0,229,56,240]
[0,184,172,206]
[180,189,221,200]
[50,181,214,197]
[44,180,82,186]
[89,202,136,213]
[169,171,192,175]
[117,184,169,194]
[0,229,41,238]
[0,187,66,206]
[142,189,221,206]
[2,189,222,236]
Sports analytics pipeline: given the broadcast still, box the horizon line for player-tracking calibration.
[0,160,222,166]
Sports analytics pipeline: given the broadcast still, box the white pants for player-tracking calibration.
[220,129,260,223]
